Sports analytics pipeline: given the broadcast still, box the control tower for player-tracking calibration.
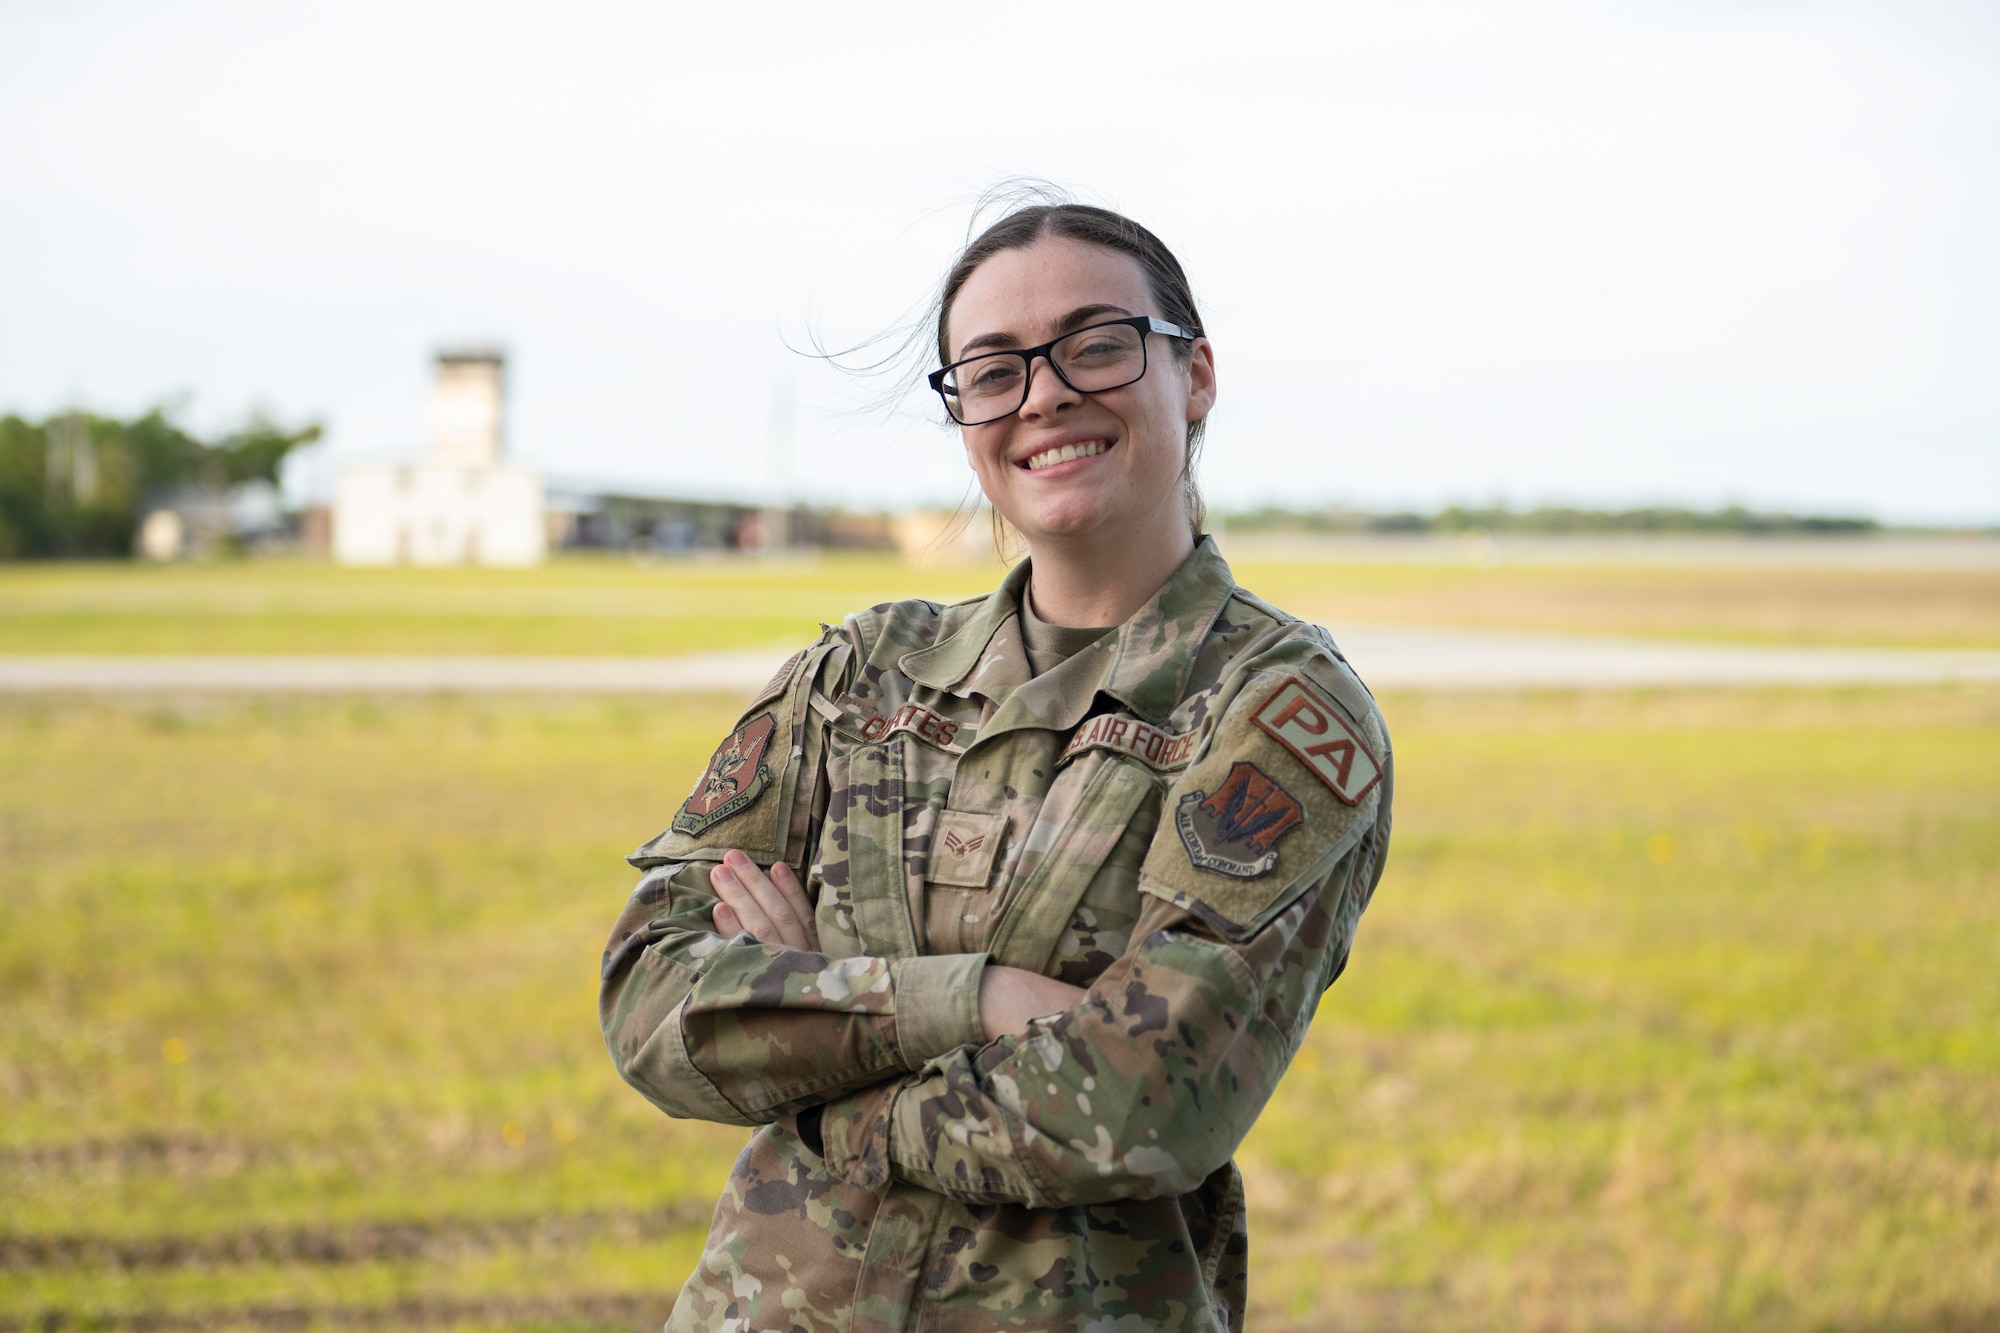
[429,346,506,467]
[332,344,545,566]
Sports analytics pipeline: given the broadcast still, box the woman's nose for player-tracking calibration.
[1019,353,1082,419]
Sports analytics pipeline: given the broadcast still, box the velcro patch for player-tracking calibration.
[749,649,804,708]
[673,712,776,836]
[1059,712,1199,773]
[1174,761,1304,878]
[1252,677,1383,806]
[927,809,1007,888]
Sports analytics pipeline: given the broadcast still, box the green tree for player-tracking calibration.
[0,408,322,559]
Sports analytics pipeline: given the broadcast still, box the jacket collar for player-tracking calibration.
[900,536,1238,731]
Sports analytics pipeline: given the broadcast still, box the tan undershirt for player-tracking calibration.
[1018,587,1116,677]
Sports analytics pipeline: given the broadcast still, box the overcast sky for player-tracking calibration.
[2,0,1995,522]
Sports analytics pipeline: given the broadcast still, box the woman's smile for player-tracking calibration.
[1020,435,1112,472]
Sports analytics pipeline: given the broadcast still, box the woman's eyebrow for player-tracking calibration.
[953,304,1137,360]
[1053,303,1134,335]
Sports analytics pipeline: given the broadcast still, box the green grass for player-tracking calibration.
[3,686,1995,1330]
[3,551,1996,654]
[0,555,1002,656]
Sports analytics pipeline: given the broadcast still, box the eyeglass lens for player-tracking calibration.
[941,323,1149,425]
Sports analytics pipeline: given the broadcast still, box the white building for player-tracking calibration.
[333,348,546,566]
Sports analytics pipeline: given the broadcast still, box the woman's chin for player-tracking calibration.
[1012,504,1113,546]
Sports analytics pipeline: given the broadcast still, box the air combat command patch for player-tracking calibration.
[1175,761,1305,878]
[1252,676,1384,806]
[673,712,777,836]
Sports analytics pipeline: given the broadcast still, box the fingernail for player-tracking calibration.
[712,865,733,885]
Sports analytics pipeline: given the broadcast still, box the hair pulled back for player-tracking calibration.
[936,203,1210,537]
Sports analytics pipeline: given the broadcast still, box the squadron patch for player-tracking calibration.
[1175,761,1305,879]
[673,712,777,836]
[1252,676,1383,806]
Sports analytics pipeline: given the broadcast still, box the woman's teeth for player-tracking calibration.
[1025,440,1108,471]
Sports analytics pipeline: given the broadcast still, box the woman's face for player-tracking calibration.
[945,236,1216,551]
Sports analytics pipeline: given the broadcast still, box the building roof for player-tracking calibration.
[435,344,505,366]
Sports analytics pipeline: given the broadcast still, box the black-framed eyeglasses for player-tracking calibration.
[927,316,1194,426]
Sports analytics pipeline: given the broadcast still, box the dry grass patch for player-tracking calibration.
[1235,562,2000,648]
[2,685,1996,1330]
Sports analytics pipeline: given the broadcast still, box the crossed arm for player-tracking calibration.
[642,842,1369,1210]
[709,847,1086,1043]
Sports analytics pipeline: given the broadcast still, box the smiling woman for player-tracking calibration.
[932,206,1215,628]
[599,201,1395,1332]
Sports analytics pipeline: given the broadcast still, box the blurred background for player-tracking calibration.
[2,2,1996,1330]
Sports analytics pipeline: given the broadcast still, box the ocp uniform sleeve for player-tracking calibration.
[599,630,991,1127]
[816,667,1394,1207]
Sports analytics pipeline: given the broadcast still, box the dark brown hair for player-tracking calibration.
[937,203,1210,537]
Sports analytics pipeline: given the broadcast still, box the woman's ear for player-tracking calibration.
[1183,338,1217,423]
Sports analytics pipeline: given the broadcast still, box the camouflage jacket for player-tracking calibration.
[601,538,1394,1332]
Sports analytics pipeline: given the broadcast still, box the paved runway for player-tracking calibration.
[3,626,1997,693]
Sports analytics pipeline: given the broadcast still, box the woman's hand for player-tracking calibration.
[709,855,1084,1038]
[710,849,819,953]
[979,966,1088,1041]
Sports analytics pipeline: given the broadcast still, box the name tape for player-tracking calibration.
[853,701,965,752]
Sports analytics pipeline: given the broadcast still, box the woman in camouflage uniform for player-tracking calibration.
[600,203,1393,1332]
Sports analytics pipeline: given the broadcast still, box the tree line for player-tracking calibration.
[1227,503,1882,537]
[0,409,321,558]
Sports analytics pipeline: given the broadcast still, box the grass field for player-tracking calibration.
[2,550,1997,654]
[4,682,1996,1331]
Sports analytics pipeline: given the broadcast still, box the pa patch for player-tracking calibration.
[673,712,777,837]
[1252,676,1383,806]
[1175,761,1304,879]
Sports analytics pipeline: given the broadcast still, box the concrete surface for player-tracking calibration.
[3,628,1997,693]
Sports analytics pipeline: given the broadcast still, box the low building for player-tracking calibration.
[333,347,546,566]
[544,487,897,556]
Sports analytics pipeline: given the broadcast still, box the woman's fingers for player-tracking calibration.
[711,851,817,952]
[712,900,743,937]
[767,860,820,953]
[709,860,778,942]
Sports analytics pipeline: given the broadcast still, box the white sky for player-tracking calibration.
[2,0,1995,523]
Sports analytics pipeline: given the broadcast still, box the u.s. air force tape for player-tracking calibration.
[1058,712,1199,772]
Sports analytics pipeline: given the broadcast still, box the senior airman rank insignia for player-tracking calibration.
[1175,761,1304,879]
[673,712,776,836]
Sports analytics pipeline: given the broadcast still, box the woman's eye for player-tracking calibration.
[1064,331,1136,363]
[968,362,1020,391]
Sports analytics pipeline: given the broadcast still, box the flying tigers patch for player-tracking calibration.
[1175,761,1305,879]
[1252,676,1383,806]
[673,712,777,836]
